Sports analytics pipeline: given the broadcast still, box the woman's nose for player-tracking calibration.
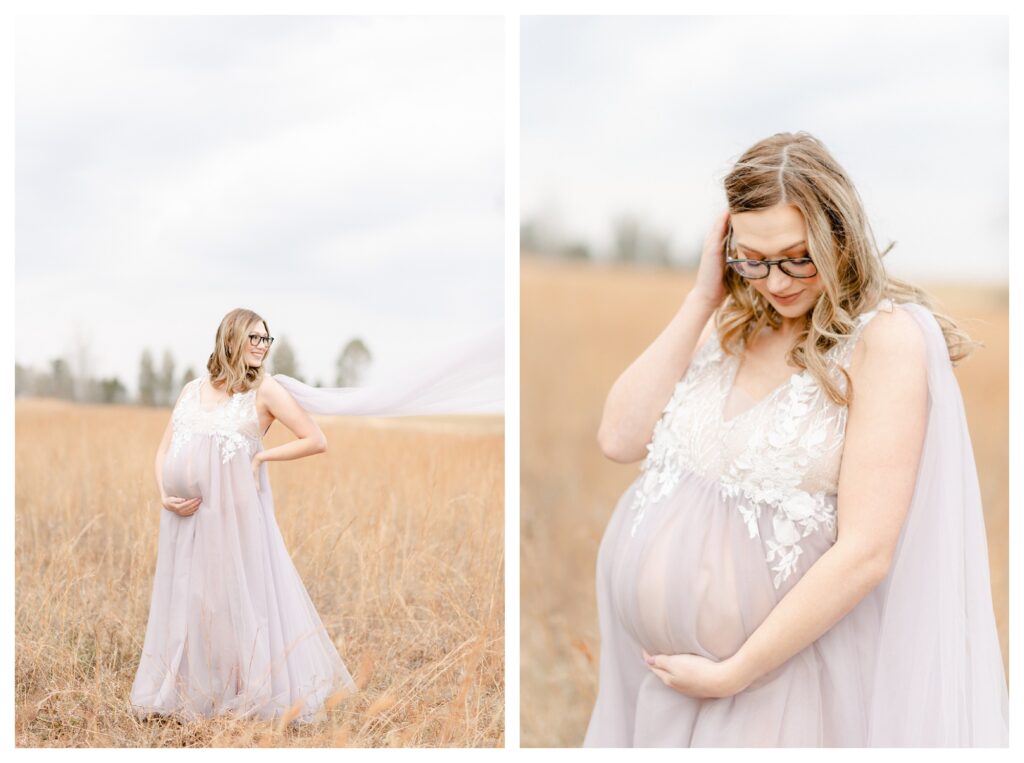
[766,264,792,291]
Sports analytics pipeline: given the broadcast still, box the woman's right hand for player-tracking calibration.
[689,208,731,308]
[161,495,201,517]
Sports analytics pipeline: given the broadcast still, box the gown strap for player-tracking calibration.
[832,297,897,370]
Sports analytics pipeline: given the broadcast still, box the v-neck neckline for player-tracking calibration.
[721,352,802,425]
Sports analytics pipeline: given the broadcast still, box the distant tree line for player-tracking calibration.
[15,335,373,406]
[521,211,700,268]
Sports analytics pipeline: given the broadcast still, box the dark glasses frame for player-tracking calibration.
[725,256,818,279]
[248,334,275,348]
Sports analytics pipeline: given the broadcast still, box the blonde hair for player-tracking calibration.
[206,308,269,395]
[718,131,977,406]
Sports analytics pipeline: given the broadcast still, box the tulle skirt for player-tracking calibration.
[584,447,1007,746]
[129,436,356,725]
[584,468,880,746]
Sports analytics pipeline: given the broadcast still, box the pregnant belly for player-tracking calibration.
[161,441,205,499]
[607,471,780,660]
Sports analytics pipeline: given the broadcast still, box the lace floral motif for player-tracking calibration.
[628,336,724,537]
[718,370,840,587]
[170,377,261,464]
[628,301,893,588]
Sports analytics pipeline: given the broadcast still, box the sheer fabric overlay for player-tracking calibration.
[583,300,1008,747]
[130,376,355,724]
[130,328,503,724]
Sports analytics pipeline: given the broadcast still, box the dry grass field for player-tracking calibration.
[15,402,504,747]
[520,256,1009,747]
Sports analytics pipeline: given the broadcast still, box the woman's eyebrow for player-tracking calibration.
[735,240,807,256]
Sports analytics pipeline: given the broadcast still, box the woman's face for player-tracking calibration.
[242,320,270,368]
[729,203,824,321]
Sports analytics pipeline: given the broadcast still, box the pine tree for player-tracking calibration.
[138,349,157,406]
[158,348,176,406]
[335,338,372,386]
[270,337,303,382]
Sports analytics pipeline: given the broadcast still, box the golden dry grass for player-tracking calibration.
[520,256,1009,747]
[15,401,504,747]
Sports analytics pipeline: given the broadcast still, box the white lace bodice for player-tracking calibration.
[629,298,897,587]
[169,375,262,464]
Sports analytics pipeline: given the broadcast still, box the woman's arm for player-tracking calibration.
[597,211,730,463]
[254,374,328,467]
[157,384,201,516]
[647,307,929,697]
[725,308,928,690]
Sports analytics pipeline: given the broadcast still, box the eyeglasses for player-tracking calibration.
[725,255,817,280]
[248,334,275,348]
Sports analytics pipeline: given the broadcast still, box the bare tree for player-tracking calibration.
[611,215,673,266]
[68,326,96,402]
[15,363,29,397]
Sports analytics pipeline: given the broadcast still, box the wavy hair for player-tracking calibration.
[717,131,977,406]
[206,308,269,395]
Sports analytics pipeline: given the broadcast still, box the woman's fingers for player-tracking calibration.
[646,663,675,686]
[165,496,201,515]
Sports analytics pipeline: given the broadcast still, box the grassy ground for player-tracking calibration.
[520,255,1009,747]
[15,401,504,747]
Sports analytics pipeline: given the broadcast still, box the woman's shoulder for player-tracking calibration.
[855,299,926,344]
[255,371,288,401]
[183,374,205,394]
[846,299,927,376]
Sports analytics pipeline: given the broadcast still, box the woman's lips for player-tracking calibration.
[771,291,801,304]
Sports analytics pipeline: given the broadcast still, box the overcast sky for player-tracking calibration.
[522,15,1008,284]
[17,15,503,396]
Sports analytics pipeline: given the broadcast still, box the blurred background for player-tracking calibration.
[520,15,1008,747]
[16,15,503,405]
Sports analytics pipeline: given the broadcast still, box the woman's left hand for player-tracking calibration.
[642,650,748,699]
[251,453,264,488]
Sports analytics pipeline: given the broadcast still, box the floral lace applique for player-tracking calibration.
[628,334,725,537]
[170,378,260,464]
[627,301,893,588]
[718,370,840,588]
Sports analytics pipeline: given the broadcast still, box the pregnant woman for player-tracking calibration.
[129,308,501,724]
[584,132,1008,746]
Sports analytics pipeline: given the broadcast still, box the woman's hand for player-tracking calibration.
[251,452,264,488]
[161,495,201,517]
[689,208,731,309]
[642,649,749,699]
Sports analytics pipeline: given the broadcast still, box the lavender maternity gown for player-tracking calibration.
[584,298,1008,747]
[129,374,356,724]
